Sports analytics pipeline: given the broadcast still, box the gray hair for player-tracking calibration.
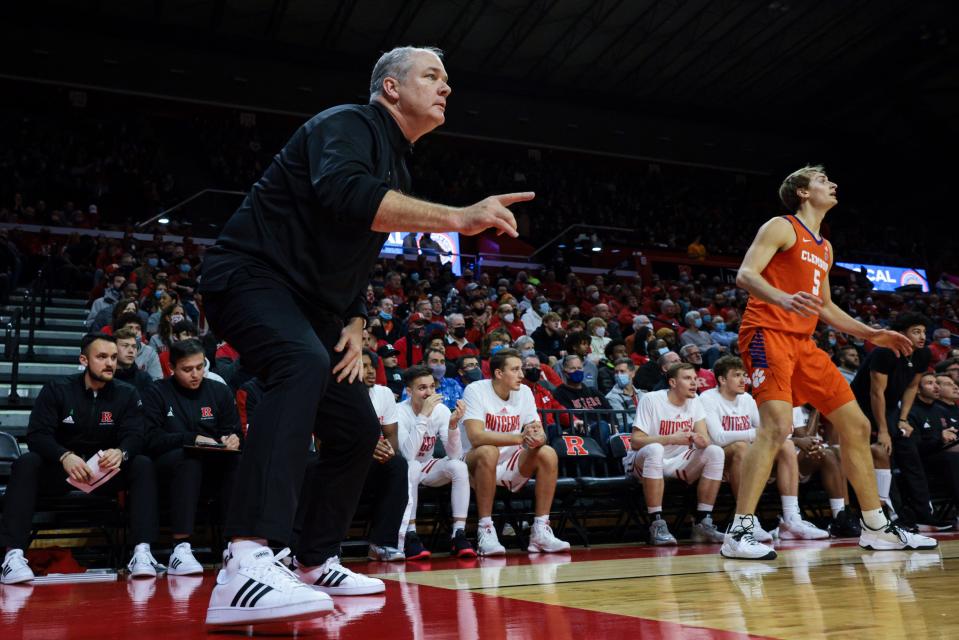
[679,344,701,358]
[658,351,680,369]
[446,313,464,325]
[684,310,701,324]
[514,336,535,350]
[562,354,582,369]
[370,46,444,100]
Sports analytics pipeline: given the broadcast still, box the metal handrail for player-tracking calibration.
[6,307,22,404]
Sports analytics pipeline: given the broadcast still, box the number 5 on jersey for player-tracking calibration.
[812,269,822,296]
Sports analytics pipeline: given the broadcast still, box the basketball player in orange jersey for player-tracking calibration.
[721,165,938,559]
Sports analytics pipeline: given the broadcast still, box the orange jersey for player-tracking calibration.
[740,215,832,337]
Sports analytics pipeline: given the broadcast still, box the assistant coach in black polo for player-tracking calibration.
[199,46,534,624]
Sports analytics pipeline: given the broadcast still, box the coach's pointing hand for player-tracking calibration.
[458,192,534,238]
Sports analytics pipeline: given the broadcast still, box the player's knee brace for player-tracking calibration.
[642,443,664,479]
[703,444,725,481]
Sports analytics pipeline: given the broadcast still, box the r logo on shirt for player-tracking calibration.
[100,411,114,425]
[201,407,214,419]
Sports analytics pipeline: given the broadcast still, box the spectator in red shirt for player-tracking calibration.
[679,344,717,393]
[444,313,479,364]
[394,313,427,369]
[520,352,570,439]
[487,302,526,341]
[383,271,405,303]
[930,328,952,365]
[372,298,403,344]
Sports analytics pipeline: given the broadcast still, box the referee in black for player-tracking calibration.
[199,45,534,622]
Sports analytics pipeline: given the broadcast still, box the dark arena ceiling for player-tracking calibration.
[1,0,956,171]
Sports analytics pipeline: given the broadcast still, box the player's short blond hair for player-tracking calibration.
[779,164,825,212]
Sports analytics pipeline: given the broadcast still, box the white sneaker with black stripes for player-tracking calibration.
[205,544,332,626]
[294,555,385,596]
[1,549,35,584]
[168,542,204,575]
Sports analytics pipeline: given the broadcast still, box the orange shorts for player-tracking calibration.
[739,327,855,416]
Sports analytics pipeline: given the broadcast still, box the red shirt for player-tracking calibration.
[521,379,570,427]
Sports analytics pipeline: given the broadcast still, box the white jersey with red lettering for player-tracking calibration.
[699,387,760,447]
[630,389,706,459]
[396,399,461,464]
[460,380,539,463]
[368,384,398,427]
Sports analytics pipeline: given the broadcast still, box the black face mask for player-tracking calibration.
[452,326,467,339]
[523,368,541,383]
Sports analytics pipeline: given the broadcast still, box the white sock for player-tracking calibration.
[875,469,892,502]
[696,503,713,514]
[478,517,493,529]
[781,495,801,522]
[452,520,466,535]
[231,539,268,556]
[731,513,754,531]
[862,508,888,530]
[534,515,549,527]
[830,499,846,518]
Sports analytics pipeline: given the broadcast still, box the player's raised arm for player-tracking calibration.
[736,217,823,318]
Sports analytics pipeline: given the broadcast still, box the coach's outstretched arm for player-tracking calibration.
[371,190,533,238]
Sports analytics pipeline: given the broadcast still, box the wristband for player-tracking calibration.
[59,450,73,462]
[898,418,908,424]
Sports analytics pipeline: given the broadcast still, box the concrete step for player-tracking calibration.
[9,295,88,308]
[0,384,42,399]
[7,329,88,347]
[1,315,87,329]
[3,305,90,319]
[0,410,31,436]
[10,344,79,358]
[0,362,81,382]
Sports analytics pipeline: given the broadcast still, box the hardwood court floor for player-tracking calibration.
[1,534,956,639]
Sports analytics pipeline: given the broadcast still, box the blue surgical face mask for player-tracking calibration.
[430,364,447,380]
[180,264,191,273]
[538,302,550,315]
[714,322,726,332]
[658,347,670,356]
[490,345,505,356]
[567,370,585,383]
[155,291,163,299]
[940,337,952,347]
[702,314,712,323]
[147,258,159,268]
[379,311,392,321]
[614,372,631,388]
[828,337,837,346]
[693,318,703,328]
[521,349,536,358]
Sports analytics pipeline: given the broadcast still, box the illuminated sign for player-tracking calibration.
[836,262,929,293]
[381,232,461,275]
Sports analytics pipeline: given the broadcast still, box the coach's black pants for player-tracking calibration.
[0,452,158,551]
[202,269,379,549]
[293,451,409,564]
[154,448,240,536]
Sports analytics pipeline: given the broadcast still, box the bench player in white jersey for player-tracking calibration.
[625,362,726,545]
[462,348,571,555]
[700,356,828,542]
[396,365,476,559]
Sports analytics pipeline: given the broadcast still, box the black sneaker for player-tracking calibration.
[404,532,431,561]
[829,508,862,538]
[451,529,477,559]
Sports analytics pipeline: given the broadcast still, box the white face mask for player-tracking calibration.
[503,313,515,324]
[595,327,606,338]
